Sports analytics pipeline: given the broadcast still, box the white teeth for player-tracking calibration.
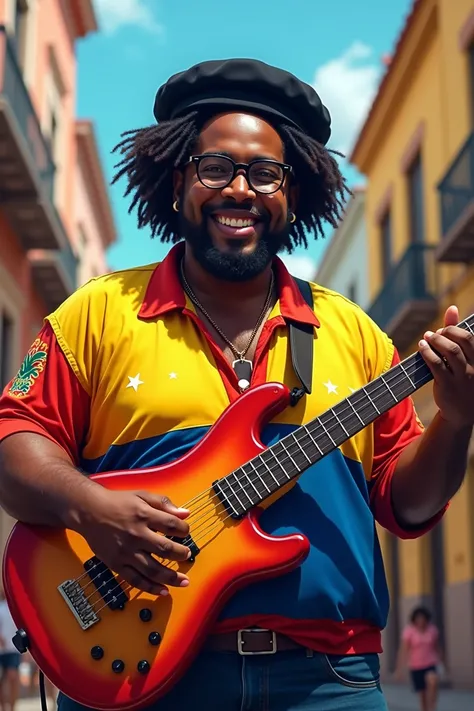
[216,216,255,228]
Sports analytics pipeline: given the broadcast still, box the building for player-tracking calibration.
[313,187,369,309]
[350,0,474,687]
[0,1,117,549]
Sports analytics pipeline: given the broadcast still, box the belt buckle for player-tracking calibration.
[237,628,277,656]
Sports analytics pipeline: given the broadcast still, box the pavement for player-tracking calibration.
[382,683,474,711]
[16,685,474,711]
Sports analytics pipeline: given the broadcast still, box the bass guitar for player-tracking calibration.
[3,312,473,710]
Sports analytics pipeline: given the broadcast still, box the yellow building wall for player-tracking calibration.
[353,0,474,604]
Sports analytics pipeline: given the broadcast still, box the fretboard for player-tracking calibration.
[214,313,474,518]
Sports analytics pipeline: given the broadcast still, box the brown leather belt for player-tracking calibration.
[205,629,303,655]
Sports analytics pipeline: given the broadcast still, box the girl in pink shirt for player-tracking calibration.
[396,607,444,711]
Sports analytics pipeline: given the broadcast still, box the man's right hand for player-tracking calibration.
[75,489,191,596]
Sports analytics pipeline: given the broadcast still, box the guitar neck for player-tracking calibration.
[215,314,474,518]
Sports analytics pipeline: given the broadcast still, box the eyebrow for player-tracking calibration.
[200,151,282,162]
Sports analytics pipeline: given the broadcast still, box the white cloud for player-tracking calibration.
[94,0,163,35]
[312,41,382,154]
[280,254,317,281]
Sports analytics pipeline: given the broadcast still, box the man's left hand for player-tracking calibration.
[419,305,474,429]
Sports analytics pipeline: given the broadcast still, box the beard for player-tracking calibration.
[177,206,292,282]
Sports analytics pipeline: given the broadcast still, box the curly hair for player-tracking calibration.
[111,111,351,251]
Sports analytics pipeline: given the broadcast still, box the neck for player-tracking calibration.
[183,244,274,308]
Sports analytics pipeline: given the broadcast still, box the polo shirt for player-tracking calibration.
[0,242,441,655]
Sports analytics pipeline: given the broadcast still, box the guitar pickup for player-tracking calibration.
[83,557,128,610]
[168,535,200,562]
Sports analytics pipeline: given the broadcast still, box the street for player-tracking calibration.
[16,684,474,711]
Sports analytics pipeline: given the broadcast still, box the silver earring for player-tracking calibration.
[289,211,296,224]
[173,200,179,213]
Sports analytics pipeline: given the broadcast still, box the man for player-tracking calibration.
[0,589,21,711]
[0,59,473,711]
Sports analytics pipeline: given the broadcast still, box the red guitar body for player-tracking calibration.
[2,383,310,710]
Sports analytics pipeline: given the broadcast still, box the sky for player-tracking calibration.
[77,0,413,279]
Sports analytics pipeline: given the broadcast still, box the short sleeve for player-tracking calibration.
[402,626,413,644]
[370,349,448,539]
[0,322,90,464]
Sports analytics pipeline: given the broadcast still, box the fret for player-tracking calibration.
[399,361,416,389]
[317,417,338,447]
[362,387,380,415]
[248,460,271,493]
[214,479,242,518]
[226,473,251,509]
[257,453,282,486]
[266,446,292,480]
[238,466,261,500]
[278,439,301,472]
[380,374,397,403]
[303,425,324,456]
[215,312,473,515]
[346,396,365,426]
[291,432,312,464]
[331,407,350,437]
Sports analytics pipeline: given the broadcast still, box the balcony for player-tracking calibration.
[436,132,474,263]
[369,243,438,352]
[0,25,66,250]
[28,237,78,312]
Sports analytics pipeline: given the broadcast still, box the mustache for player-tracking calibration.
[201,202,270,223]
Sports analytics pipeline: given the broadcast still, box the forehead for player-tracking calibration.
[196,112,284,161]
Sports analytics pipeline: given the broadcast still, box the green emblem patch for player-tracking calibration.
[8,338,49,398]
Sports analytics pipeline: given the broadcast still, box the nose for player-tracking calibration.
[221,171,256,202]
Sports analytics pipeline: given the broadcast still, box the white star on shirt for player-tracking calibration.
[349,387,356,394]
[323,380,338,395]
[169,372,178,379]
[126,374,144,392]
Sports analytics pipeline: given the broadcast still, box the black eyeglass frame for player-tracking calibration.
[186,154,293,194]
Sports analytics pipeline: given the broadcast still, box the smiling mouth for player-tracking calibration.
[213,215,258,228]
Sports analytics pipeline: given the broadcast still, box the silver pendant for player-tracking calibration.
[232,359,252,391]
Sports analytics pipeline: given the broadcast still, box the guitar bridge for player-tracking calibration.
[58,580,99,630]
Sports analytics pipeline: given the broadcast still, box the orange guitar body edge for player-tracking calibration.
[2,382,311,710]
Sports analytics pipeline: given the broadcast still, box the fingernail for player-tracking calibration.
[177,508,190,514]
[179,579,190,587]
[425,331,434,338]
[159,589,169,596]
[419,339,428,348]
[186,549,192,559]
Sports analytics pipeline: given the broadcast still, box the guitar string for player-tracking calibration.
[74,358,435,608]
[72,357,435,600]
[66,315,474,595]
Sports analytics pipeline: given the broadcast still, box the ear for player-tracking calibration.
[173,169,184,201]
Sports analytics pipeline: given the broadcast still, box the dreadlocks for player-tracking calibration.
[111,111,351,251]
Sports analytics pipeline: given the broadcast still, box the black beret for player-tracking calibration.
[153,58,331,146]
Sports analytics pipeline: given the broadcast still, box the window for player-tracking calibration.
[407,153,425,243]
[380,210,392,282]
[13,0,29,71]
[0,310,13,390]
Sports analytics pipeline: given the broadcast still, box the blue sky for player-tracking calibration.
[77,0,413,278]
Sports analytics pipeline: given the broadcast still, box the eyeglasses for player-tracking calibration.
[187,154,293,195]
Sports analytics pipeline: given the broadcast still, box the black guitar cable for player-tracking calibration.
[39,670,49,711]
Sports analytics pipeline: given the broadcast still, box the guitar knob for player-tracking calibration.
[111,659,125,673]
[137,660,150,674]
[139,608,152,622]
[148,632,161,646]
[91,646,104,660]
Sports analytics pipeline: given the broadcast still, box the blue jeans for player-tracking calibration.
[58,649,388,711]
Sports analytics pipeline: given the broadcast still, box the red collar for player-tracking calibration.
[138,242,320,328]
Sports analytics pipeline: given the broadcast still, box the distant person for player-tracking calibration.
[0,589,20,711]
[395,607,444,711]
